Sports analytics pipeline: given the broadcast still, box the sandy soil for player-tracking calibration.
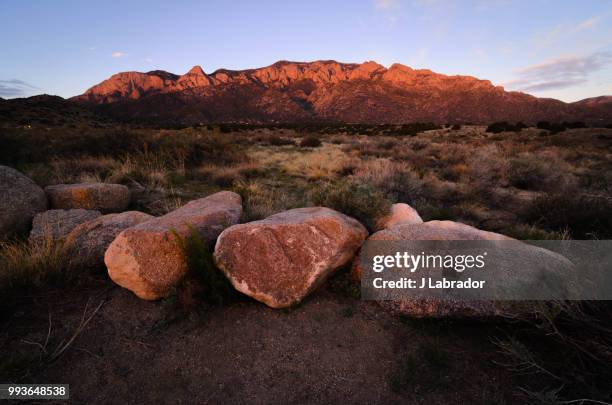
[1,273,516,404]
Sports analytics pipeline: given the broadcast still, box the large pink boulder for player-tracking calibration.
[214,207,368,308]
[105,191,242,300]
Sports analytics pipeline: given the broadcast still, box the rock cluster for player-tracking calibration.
[1,166,576,319]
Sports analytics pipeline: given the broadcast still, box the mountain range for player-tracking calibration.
[7,60,612,125]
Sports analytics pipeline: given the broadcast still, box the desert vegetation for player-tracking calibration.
[1,121,611,403]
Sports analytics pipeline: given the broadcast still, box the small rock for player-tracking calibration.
[105,191,242,300]
[374,203,423,231]
[29,209,102,245]
[214,207,368,308]
[65,211,154,268]
[45,183,130,213]
[0,165,47,237]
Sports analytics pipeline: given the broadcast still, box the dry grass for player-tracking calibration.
[0,236,76,291]
[249,143,354,180]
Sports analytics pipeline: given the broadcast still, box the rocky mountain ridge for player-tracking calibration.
[27,60,612,124]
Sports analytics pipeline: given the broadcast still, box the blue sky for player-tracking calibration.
[1,0,611,102]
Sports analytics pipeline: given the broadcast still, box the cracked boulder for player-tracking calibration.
[214,207,368,308]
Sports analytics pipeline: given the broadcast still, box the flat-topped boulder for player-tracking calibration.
[29,209,102,245]
[105,191,242,300]
[45,183,130,213]
[65,211,154,268]
[374,203,423,231]
[214,207,368,308]
[0,165,47,237]
[352,220,572,318]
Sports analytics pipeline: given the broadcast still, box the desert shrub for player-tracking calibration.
[0,128,248,168]
[451,124,462,130]
[524,192,612,239]
[173,227,235,307]
[504,224,570,240]
[562,121,587,129]
[391,123,441,136]
[507,153,572,191]
[494,301,612,403]
[440,163,467,182]
[300,136,322,148]
[309,181,391,231]
[409,138,431,151]
[234,180,306,221]
[465,144,509,191]
[351,158,424,204]
[267,135,295,146]
[486,121,523,133]
[376,139,397,150]
[537,121,566,134]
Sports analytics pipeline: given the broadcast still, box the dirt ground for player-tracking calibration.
[0,272,517,405]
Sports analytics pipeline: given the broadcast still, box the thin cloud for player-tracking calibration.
[0,79,39,98]
[521,79,587,92]
[533,15,604,52]
[506,52,612,92]
[375,0,399,9]
[111,51,127,58]
[575,16,601,32]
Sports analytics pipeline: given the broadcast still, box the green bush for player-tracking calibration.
[309,181,391,231]
[173,227,235,306]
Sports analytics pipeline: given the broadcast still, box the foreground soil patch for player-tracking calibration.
[1,276,514,404]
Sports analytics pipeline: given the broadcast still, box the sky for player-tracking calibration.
[1,0,611,102]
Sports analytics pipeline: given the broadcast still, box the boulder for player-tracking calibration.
[65,211,154,268]
[104,191,242,300]
[374,203,423,231]
[352,220,510,280]
[45,183,130,213]
[214,207,368,308]
[0,165,47,237]
[29,209,102,245]
[353,220,571,318]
